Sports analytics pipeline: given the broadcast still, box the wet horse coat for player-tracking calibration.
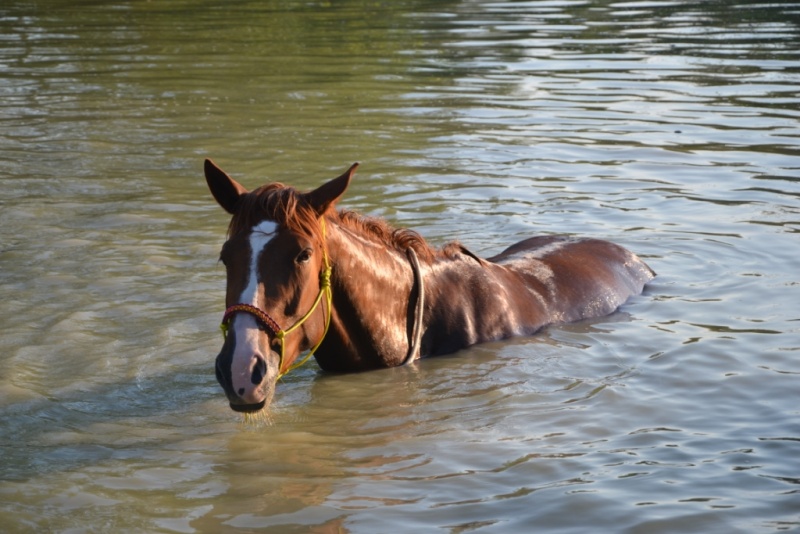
[205,159,655,412]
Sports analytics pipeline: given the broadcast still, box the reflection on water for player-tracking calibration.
[1,0,799,532]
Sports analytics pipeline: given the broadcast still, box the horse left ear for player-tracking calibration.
[306,162,359,215]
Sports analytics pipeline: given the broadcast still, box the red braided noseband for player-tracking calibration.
[221,303,282,337]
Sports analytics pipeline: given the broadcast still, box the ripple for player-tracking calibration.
[2,0,800,532]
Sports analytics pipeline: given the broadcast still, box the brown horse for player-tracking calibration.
[205,159,655,413]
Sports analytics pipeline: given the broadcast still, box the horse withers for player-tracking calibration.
[204,159,655,413]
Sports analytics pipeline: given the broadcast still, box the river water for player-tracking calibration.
[1,1,799,532]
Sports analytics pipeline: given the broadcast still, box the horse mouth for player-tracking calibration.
[229,400,267,413]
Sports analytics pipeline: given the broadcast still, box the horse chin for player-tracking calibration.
[229,400,267,413]
[228,386,274,413]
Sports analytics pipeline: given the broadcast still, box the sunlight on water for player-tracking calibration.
[1,0,799,532]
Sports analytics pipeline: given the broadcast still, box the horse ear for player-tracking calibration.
[204,159,248,215]
[306,162,359,216]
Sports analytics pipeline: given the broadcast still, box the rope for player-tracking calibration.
[403,247,425,365]
[278,260,332,377]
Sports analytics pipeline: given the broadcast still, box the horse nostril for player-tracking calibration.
[251,355,266,385]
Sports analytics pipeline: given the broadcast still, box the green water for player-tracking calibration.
[1,1,799,532]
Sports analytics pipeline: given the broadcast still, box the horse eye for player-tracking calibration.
[296,248,313,264]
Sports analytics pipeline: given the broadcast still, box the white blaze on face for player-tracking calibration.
[240,220,279,306]
[230,220,279,401]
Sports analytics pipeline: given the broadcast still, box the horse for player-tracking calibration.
[204,159,655,413]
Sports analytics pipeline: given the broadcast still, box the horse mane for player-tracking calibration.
[227,183,465,264]
[335,209,467,263]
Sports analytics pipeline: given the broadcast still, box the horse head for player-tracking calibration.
[204,159,358,412]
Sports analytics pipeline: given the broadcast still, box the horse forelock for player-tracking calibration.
[227,184,324,246]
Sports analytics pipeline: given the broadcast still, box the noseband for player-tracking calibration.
[219,222,333,379]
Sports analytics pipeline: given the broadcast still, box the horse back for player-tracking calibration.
[488,235,655,325]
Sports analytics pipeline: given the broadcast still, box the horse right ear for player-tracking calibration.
[205,159,248,214]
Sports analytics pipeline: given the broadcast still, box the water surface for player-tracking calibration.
[1,1,799,532]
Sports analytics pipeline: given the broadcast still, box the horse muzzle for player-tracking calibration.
[215,329,279,412]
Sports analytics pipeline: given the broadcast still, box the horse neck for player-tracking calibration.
[319,222,417,370]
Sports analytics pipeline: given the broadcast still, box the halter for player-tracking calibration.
[219,220,333,379]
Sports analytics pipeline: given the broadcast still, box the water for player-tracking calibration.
[1,0,799,532]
